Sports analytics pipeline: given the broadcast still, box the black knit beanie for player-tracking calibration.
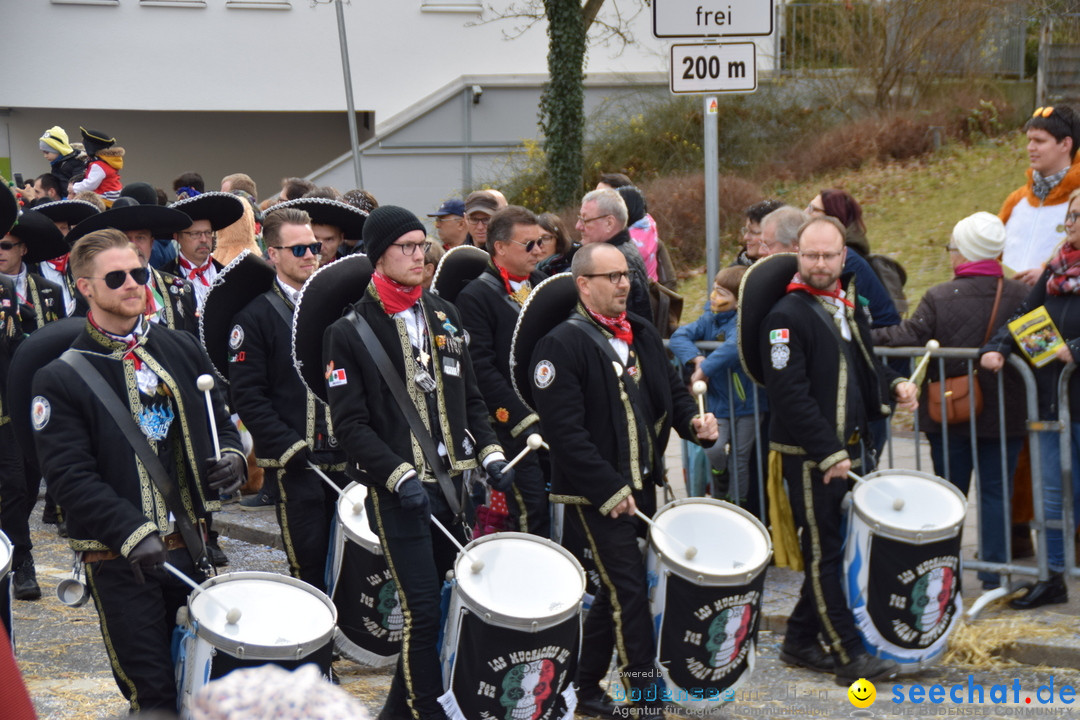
[363,205,426,264]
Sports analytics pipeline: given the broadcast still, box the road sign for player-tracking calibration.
[653,0,773,39]
[669,42,756,95]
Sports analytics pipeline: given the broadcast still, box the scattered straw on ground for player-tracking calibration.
[944,615,1060,668]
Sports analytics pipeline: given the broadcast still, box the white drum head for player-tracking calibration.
[852,470,966,543]
[191,572,337,660]
[652,499,771,585]
[0,530,11,577]
[454,533,584,628]
[337,482,380,551]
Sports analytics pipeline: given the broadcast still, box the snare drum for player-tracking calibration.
[326,482,400,667]
[843,469,966,672]
[646,499,772,710]
[0,531,12,647]
[439,532,584,720]
[175,571,336,717]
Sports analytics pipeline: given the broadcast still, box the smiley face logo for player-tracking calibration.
[848,678,876,708]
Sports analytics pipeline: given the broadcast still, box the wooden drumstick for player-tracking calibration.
[635,510,697,560]
[848,470,904,511]
[430,515,485,574]
[907,339,940,388]
[308,462,363,515]
[692,380,707,417]
[504,433,545,470]
[196,375,222,460]
[164,561,242,625]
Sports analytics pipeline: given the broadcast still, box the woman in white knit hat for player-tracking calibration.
[874,211,1029,592]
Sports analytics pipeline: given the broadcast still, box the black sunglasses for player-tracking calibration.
[87,267,151,289]
[0,241,24,251]
[271,242,323,258]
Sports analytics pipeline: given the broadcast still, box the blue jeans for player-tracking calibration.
[927,431,1022,589]
[1037,425,1080,572]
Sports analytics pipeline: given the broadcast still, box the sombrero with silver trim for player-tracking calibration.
[737,252,799,387]
[8,316,84,454]
[7,209,69,263]
[199,250,277,383]
[170,191,245,231]
[64,203,192,247]
[269,197,367,239]
[0,183,17,236]
[292,253,373,403]
[509,272,577,410]
[29,199,100,229]
[431,244,489,303]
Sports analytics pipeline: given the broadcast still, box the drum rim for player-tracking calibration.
[190,571,338,660]
[852,468,967,543]
[336,482,382,552]
[650,498,773,585]
[454,531,586,628]
[0,530,11,578]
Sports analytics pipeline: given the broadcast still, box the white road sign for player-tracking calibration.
[669,42,757,94]
[653,0,774,39]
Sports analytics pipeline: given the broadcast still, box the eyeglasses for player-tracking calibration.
[0,241,24,251]
[434,216,461,226]
[392,240,432,256]
[182,230,215,240]
[86,267,150,289]
[583,271,631,284]
[945,245,959,252]
[577,214,611,225]
[271,242,323,258]
[1067,212,1080,224]
[798,251,844,263]
[806,204,826,215]
[538,233,555,244]
[467,215,491,226]
[1033,106,1055,118]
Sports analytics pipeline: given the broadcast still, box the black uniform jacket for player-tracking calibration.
[323,284,501,493]
[32,321,243,556]
[530,306,702,515]
[20,271,66,332]
[761,276,898,470]
[455,263,546,443]
[229,285,344,471]
[0,276,23,422]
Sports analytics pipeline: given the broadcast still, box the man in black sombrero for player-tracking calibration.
[270,196,367,268]
[29,199,101,314]
[162,192,245,310]
[1,209,68,332]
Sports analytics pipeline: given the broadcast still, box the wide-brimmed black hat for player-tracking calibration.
[432,245,489,303]
[269,198,367,239]
[510,272,577,410]
[64,204,192,247]
[30,200,101,229]
[8,316,85,458]
[170,192,245,231]
[292,253,373,403]
[200,250,277,383]
[738,252,798,387]
[0,184,17,236]
[8,210,69,263]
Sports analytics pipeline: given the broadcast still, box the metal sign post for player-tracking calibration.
[704,97,720,287]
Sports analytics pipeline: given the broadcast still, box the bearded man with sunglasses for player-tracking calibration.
[227,207,347,588]
[30,228,245,713]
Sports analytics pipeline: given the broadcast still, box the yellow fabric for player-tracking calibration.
[100,154,124,171]
[767,450,803,571]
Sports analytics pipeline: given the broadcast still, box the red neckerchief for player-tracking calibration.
[785,273,854,308]
[46,253,69,275]
[88,310,143,369]
[372,271,422,314]
[179,256,213,287]
[495,262,529,295]
[586,306,633,344]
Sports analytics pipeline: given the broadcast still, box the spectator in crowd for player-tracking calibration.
[31,173,65,206]
[537,212,572,263]
[599,172,661,281]
[38,125,86,186]
[73,128,124,207]
[340,188,378,254]
[732,199,785,267]
[875,212,1028,591]
[575,188,652,321]
[464,190,499,249]
[427,199,468,250]
[220,173,257,198]
[172,172,204,200]
[302,186,343,201]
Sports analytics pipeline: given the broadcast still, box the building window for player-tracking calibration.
[139,0,207,6]
[421,0,482,13]
[50,0,119,5]
[226,0,291,8]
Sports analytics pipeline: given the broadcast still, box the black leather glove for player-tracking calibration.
[397,476,430,516]
[485,460,515,493]
[285,446,314,471]
[206,453,246,496]
[128,534,166,585]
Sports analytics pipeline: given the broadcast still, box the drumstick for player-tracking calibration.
[847,470,905,511]
[196,375,222,460]
[163,561,242,625]
[308,462,364,515]
[907,339,940,387]
[504,433,545,471]
[430,515,485,574]
[634,510,697,560]
[692,380,707,418]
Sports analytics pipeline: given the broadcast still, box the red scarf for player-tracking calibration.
[179,256,213,287]
[372,271,422,314]
[46,253,69,275]
[785,274,854,308]
[954,259,1003,278]
[88,310,143,369]
[1047,243,1080,295]
[587,307,633,344]
[496,262,530,295]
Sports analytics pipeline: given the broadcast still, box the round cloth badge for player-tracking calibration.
[534,360,555,389]
[228,324,244,350]
[31,396,51,431]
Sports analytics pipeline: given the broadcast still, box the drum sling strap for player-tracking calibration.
[344,309,470,526]
[59,350,212,573]
[266,290,294,327]
[476,272,523,313]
